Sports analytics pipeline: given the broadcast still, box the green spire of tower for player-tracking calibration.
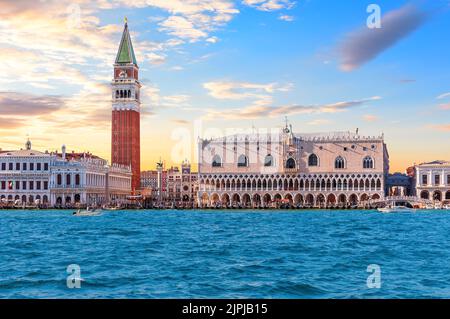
[115,18,138,65]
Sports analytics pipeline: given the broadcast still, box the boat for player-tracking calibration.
[377,200,415,213]
[102,204,123,211]
[443,204,450,210]
[73,207,103,216]
[425,203,434,210]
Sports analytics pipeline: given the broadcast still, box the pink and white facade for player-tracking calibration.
[197,125,390,207]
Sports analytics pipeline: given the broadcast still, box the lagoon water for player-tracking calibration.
[1,209,450,298]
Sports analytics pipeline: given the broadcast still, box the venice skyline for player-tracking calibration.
[0,0,449,173]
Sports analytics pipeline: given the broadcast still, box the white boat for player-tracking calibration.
[378,200,415,213]
[443,204,450,210]
[73,207,103,216]
[425,203,434,210]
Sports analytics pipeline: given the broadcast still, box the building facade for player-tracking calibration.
[111,20,141,192]
[0,140,51,205]
[0,141,131,207]
[141,161,198,206]
[414,161,450,203]
[197,125,389,208]
[166,161,198,204]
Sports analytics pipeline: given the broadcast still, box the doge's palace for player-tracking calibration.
[197,124,389,208]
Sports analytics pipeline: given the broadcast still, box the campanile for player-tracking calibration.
[112,19,141,192]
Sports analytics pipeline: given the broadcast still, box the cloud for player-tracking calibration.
[243,0,295,12]
[439,103,450,110]
[206,36,219,43]
[279,14,294,22]
[146,52,167,65]
[0,92,64,116]
[0,118,24,130]
[363,114,379,122]
[203,81,291,100]
[437,92,450,100]
[172,119,190,125]
[306,119,331,126]
[399,79,416,83]
[339,4,430,71]
[203,96,381,120]
[428,124,450,132]
[159,15,208,41]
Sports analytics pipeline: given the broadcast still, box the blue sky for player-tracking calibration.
[0,0,449,171]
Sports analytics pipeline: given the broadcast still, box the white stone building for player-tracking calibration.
[197,124,390,208]
[414,161,450,203]
[0,141,132,207]
[0,140,51,205]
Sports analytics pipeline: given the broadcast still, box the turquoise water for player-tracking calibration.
[1,209,450,298]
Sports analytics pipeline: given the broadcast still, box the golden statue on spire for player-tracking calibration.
[124,17,128,24]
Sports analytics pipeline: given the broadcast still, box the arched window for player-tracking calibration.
[75,174,80,186]
[212,155,222,167]
[237,155,248,167]
[308,154,318,166]
[363,156,374,169]
[335,156,345,169]
[66,174,71,186]
[264,154,273,167]
[57,174,62,185]
[285,158,296,169]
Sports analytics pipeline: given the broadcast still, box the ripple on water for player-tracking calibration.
[1,209,450,298]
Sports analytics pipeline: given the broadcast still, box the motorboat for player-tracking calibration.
[73,207,103,216]
[378,200,415,213]
[443,204,450,210]
[102,204,123,211]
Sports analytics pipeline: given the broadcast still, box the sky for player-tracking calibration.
[0,0,449,173]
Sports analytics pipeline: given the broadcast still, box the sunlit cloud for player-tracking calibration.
[306,119,331,126]
[428,124,450,132]
[363,114,379,122]
[279,14,294,22]
[243,0,295,12]
[202,96,382,120]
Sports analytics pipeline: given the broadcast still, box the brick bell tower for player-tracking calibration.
[112,18,141,193]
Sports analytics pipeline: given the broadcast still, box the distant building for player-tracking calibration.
[414,161,450,202]
[0,140,52,205]
[166,161,198,204]
[141,160,198,206]
[0,140,131,207]
[198,123,389,207]
[141,170,158,190]
[386,172,413,196]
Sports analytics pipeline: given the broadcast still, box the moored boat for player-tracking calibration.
[377,200,415,213]
[73,207,103,216]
